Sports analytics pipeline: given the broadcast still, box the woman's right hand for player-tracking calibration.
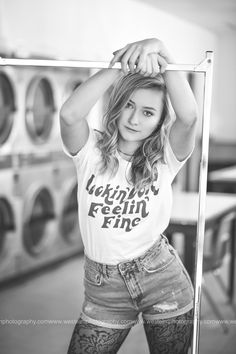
[109,38,172,76]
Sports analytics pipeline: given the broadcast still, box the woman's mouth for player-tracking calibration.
[125,126,139,133]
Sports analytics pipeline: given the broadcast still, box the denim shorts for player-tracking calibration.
[81,234,194,329]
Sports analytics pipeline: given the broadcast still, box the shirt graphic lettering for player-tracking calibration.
[85,173,159,232]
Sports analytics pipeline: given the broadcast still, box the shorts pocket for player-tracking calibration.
[172,250,194,291]
[142,245,176,273]
[84,265,103,287]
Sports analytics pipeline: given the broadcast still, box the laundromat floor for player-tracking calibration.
[0,254,236,354]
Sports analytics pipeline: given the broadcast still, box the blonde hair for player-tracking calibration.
[96,72,172,190]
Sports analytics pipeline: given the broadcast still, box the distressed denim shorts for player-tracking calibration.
[81,234,194,329]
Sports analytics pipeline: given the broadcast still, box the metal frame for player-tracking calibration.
[0,52,214,354]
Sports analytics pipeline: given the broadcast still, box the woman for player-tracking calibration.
[60,38,198,354]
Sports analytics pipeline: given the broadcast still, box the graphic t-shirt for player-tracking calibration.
[63,127,190,264]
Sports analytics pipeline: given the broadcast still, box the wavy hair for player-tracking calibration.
[96,72,172,190]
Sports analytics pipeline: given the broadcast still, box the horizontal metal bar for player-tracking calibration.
[0,56,211,73]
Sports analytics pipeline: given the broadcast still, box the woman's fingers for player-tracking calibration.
[157,54,168,73]
[109,40,169,76]
[149,53,160,77]
[143,56,153,76]
[135,49,147,74]
[120,45,139,74]
[109,45,140,73]
[128,48,140,73]
[135,54,159,77]
[109,39,171,75]
[109,46,128,68]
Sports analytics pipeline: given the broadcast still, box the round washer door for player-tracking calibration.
[0,198,15,260]
[23,187,55,256]
[25,77,55,144]
[0,73,15,145]
[60,183,80,243]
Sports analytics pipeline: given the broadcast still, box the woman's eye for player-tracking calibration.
[143,110,153,117]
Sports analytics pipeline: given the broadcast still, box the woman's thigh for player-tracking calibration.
[143,309,193,354]
[67,317,131,354]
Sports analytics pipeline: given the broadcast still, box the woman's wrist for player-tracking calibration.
[157,40,175,64]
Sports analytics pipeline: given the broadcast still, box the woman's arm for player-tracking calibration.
[162,54,198,161]
[60,69,121,155]
[110,38,198,160]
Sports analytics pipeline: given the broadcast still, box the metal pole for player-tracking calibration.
[191,51,214,354]
[0,57,208,72]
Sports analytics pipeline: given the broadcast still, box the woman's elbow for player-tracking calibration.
[188,105,199,127]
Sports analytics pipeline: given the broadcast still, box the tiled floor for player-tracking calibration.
[0,254,236,354]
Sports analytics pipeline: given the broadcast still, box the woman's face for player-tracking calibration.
[117,88,164,151]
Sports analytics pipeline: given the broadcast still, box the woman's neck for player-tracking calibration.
[118,140,140,156]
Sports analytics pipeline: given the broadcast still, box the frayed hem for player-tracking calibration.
[142,301,193,322]
[80,312,137,329]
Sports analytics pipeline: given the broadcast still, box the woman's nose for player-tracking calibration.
[128,110,139,125]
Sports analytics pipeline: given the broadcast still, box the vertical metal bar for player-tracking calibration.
[191,51,214,354]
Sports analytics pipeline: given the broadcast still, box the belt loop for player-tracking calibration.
[106,265,109,278]
[136,258,142,272]
[102,264,107,278]
[161,233,169,244]
[98,262,103,276]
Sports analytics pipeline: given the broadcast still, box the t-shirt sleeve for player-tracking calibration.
[61,126,100,166]
[164,138,193,179]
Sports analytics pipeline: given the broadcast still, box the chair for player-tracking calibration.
[202,212,236,333]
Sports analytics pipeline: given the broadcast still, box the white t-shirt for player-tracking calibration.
[63,127,191,264]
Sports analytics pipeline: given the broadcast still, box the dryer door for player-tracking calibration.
[60,183,80,244]
[0,73,15,145]
[25,77,55,144]
[0,197,15,260]
[23,187,55,256]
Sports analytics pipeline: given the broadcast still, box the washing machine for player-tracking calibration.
[52,155,84,259]
[14,153,61,275]
[1,62,89,155]
[0,155,21,282]
[0,64,88,278]
[47,67,89,259]
[51,66,89,155]
[0,65,58,157]
[9,65,89,157]
[10,67,60,156]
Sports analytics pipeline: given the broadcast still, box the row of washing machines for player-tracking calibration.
[0,62,89,283]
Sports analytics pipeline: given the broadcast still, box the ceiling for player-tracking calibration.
[136,0,236,33]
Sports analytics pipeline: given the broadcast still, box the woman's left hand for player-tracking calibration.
[109,38,171,76]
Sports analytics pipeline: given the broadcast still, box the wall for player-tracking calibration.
[0,0,221,138]
[1,0,216,59]
[212,31,236,142]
